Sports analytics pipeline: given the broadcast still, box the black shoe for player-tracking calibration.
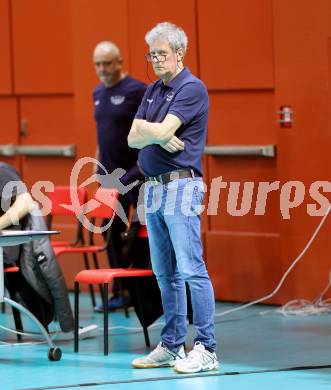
[94,296,130,312]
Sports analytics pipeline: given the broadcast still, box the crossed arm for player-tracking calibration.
[127,114,185,153]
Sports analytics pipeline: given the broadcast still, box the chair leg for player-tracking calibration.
[135,279,150,348]
[74,282,79,353]
[98,284,105,306]
[6,278,23,341]
[103,283,109,356]
[83,253,96,307]
[92,252,100,269]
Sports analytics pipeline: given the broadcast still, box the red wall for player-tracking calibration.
[1,0,331,302]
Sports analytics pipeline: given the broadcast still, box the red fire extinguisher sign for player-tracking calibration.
[278,105,293,128]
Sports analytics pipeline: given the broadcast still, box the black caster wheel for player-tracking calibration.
[48,347,62,361]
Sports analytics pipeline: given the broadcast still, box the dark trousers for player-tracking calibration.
[103,195,131,296]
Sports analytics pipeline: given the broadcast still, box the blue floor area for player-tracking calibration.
[1,294,331,389]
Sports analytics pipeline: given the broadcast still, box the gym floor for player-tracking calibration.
[1,294,331,390]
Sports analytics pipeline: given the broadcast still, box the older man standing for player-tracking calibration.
[93,41,146,311]
[128,22,218,374]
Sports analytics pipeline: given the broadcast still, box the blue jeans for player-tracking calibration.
[144,177,216,351]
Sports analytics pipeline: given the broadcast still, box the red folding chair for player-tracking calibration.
[46,186,102,306]
[46,185,87,248]
[74,267,153,355]
[53,188,120,309]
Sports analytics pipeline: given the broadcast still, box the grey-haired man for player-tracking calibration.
[128,22,218,374]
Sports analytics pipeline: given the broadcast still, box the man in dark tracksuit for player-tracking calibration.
[92,41,146,311]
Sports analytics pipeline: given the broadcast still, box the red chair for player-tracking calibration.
[54,188,120,308]
[46,186,102,306]
[74,267,153,355]
[46,185,88,248]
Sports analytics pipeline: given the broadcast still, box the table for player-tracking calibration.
[0,230,62,361]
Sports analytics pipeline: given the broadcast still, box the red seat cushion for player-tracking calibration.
[51,240,72,247]
[53,245,103,256]
[4,266,20,273]
[75,268,153,284]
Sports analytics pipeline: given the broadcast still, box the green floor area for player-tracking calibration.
[1,295,331,390]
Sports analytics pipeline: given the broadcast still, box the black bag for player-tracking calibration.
[20,209,74,332]
[0,162,54,328]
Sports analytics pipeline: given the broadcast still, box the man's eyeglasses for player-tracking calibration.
[145,53,168,63]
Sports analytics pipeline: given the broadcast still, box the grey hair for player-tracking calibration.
[93,41,121,58]
[145,22,188,54]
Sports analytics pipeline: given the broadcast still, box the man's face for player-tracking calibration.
[148,40,179,80]
[93,49,121,87]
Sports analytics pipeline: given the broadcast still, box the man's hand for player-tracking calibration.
[0,192,35,230]
[160,135,185,153]
[135,115,182,144]
[129,115,183,150]
[135,119,147,129]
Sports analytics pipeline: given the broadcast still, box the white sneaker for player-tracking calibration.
[55,324,99,341]
[78,324,99,339]
[174,342,219,373]
[132,342,185,368]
